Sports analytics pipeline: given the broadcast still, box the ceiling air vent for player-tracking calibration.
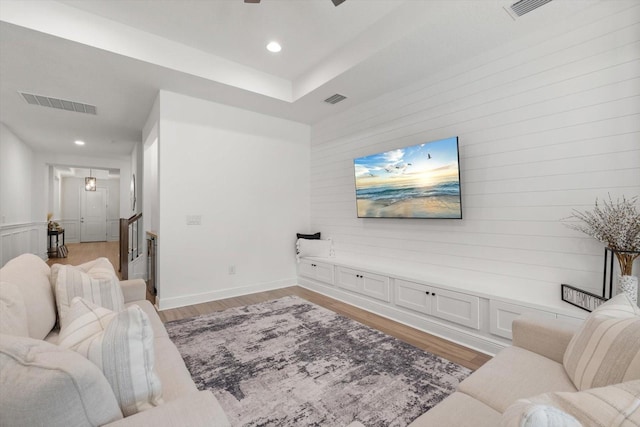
[20,92,97,115]
[324,94,347,105]
[505,0,553,19]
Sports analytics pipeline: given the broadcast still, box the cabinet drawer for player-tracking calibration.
[431,288,480,330]
[490,300,555,339]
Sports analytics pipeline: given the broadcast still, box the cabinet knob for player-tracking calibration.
[432,293,436,296]
[426,291,430,295]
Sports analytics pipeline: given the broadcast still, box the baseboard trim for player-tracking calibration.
[298,278,505,356]
[157,278,296,311]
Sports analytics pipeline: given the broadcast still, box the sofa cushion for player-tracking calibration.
[59,298,163,416]
[563,293,640,390]
[0,282,29,337]
[50,257,116,291]
[458,346,577,413]
[408,392,501,427]
[501,380,640,427]
[0,333,122,426]
[0,254,55,340]
[55,264,124,329]
[501,404,581,427]
[153,337,198,402]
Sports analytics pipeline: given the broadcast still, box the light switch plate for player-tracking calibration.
[186,215,201,225]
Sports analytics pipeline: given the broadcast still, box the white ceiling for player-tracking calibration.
[0,0,602,157]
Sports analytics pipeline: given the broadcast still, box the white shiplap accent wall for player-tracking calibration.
[310,2,640,304]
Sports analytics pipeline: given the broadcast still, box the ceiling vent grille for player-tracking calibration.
[505,0,553,19]
[20,92,97,115]
[324,94,347,105]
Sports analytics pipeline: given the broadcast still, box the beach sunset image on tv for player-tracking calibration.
[353,136,462,218]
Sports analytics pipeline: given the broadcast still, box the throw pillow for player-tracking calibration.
[296,238,334,261]
[50,257,116,291]
[296,232,321,254]
[0,333,123,426]
[501,380,640,427]
[0,253,56,340]
[0,282,29,337]
[563,293,640,390]
[501,404,581,427]
[55,264,124,329]
[296,232,321,240]
[58,298,163,416]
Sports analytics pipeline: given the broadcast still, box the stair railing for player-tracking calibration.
[119,213,142,279]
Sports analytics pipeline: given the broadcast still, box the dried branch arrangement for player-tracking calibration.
[564,195,640,276]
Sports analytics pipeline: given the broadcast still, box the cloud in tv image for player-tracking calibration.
[354,137,462,218]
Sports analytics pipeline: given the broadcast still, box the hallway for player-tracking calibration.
[46,241,121,279]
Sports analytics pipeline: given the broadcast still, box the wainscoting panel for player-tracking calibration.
[108,219,119,242]
[309,1,640,300]
[0,222,47,267]
[58,220,80,243]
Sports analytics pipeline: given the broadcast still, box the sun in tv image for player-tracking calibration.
[353,137,462,219]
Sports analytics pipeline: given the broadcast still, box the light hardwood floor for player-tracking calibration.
[46,241,121,279]
[48,242,492,371]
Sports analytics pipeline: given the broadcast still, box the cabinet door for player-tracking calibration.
[315,262,335,285]
[361,272,390,302]
[431,288,480,330]
[395,279,431,315]
[298,260,316,279]
[336,267,360,292]
[489,300,555,339]
[298,260,334,285]
[336,267,390,302]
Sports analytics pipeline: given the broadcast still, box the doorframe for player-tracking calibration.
[79,185,109,243]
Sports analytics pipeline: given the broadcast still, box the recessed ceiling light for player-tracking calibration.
[266,41,282,53]
[74,140,85,146]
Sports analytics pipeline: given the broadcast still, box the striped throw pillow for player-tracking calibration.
[563,293,640,390]
[59,298,163,416]
[502,380,640,427]
[55,264,124,329]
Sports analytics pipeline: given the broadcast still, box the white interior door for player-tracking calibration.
[80,188,107,242]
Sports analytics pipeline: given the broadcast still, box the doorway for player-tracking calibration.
[80,187,108,242]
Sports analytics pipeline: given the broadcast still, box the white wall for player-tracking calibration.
[156,91,310,309]
[142,94,159,234]
[309,1,640,305]
[0,123,47,265]
[0,123,33,225]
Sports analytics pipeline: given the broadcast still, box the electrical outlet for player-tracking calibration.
[228,265,236,275]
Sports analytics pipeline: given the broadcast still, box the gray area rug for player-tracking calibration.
[165,296,470,427]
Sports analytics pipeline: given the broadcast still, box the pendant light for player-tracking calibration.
[85,169,96,191]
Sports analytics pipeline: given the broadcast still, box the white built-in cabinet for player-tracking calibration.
[298,257,587,355]
[336,267,390,302]
[298,259,334,285]
[395,279,480,329]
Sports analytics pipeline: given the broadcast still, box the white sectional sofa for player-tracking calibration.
[410,293,640,427]
[0,253,230,426]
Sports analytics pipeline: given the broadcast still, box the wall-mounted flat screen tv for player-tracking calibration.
[353,136,462,219]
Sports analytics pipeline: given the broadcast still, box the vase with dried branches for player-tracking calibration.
[564,195,640,304]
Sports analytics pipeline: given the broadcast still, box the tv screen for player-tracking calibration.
[353,136,462,219]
